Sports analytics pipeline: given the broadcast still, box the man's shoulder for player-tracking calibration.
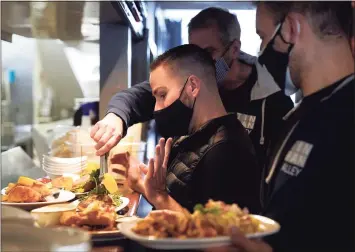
[211,115,256,154]
[309,80,353,126]
[324,79,354,110]
[211,114,250,142]
[185,114,255,157]
[287,83,354,161]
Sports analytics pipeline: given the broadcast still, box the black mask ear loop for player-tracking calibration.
[178,77,190,99]
[276,18,294,54]
[178,76,197,110]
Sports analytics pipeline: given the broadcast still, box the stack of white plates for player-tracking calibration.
[42,155,87,179]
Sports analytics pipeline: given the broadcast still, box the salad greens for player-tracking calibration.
[78,169,123,207]
[72,169,100,193]
[194,203,221,215]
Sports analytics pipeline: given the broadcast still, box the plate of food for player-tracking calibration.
[75,172,130,213]
[1,176,76,211]
[31,173,130,240]
[119,200,280,250]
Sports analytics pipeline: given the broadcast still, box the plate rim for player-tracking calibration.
[115,196,130,212]
[1,188,76,206]
[89,228,122,238]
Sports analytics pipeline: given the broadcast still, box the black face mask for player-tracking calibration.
[153,78,196,138]
[258,22,299,96]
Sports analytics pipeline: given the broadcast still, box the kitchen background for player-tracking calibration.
[1,1,263,166]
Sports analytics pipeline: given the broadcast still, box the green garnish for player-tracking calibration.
[110,193,123,207]
[90,169,100,183]
[72,169,100,194]
[194,204,204,212]
[193,203,220,215]
[77,172,123,208]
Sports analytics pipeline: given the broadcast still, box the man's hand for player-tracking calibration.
[90,113,123,156]
[205,227,273,252]
[144,138,173,205]
[127,163,148,194]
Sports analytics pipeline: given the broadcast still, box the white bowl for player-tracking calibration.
[43,163,87,170]
[31,202,79,227]
[42,160,87,167]
[43,170,84,177]
[43,155,88,164]
[43,168,82,179]
[42,161,87,168]
[43,158,87,164]
[43,164,85,171]
[43,167,83,174]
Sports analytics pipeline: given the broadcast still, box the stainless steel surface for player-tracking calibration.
[99,153,108,177]
[1,146,46,186]
[99,24,131,119]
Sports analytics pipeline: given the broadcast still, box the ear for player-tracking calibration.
[187,75,201,98]
[282,13,302,44]
[230,40,241,60]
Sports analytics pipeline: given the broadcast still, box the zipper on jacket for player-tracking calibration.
[259,98,266,145]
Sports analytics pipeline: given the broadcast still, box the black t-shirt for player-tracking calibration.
[262,74,355,252]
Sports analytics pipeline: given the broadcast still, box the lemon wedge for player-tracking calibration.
[86,162,100,172]
[102,173,118,194]
[17,176,36,187]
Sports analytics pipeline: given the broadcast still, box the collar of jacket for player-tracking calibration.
[173,114,236,149]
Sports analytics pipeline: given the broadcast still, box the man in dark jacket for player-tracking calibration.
[129,44,261,213]
[214,2,354,252]
[90,7,294,170]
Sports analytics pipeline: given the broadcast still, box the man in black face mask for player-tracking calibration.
[126,44,261,214]
[208,2,354,252]
[90,7,294,172]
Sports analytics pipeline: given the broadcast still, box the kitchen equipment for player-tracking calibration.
[2,222,91,252]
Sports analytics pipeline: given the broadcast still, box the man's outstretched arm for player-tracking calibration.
[107,81,155,133]
[91,81,155,155]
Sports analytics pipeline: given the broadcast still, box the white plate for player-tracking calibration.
[118,215,280,250]
[116,216,141,223]
[1,188,76,211]
[115,196,130,212]
[42,155,88,164]
[43,167,83,175]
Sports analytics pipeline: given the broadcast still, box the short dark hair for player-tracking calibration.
[150,44,216,85]
[188,7,241,46]
[258,2,352,39]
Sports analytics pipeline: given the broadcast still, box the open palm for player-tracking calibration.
[144,138,173,203]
